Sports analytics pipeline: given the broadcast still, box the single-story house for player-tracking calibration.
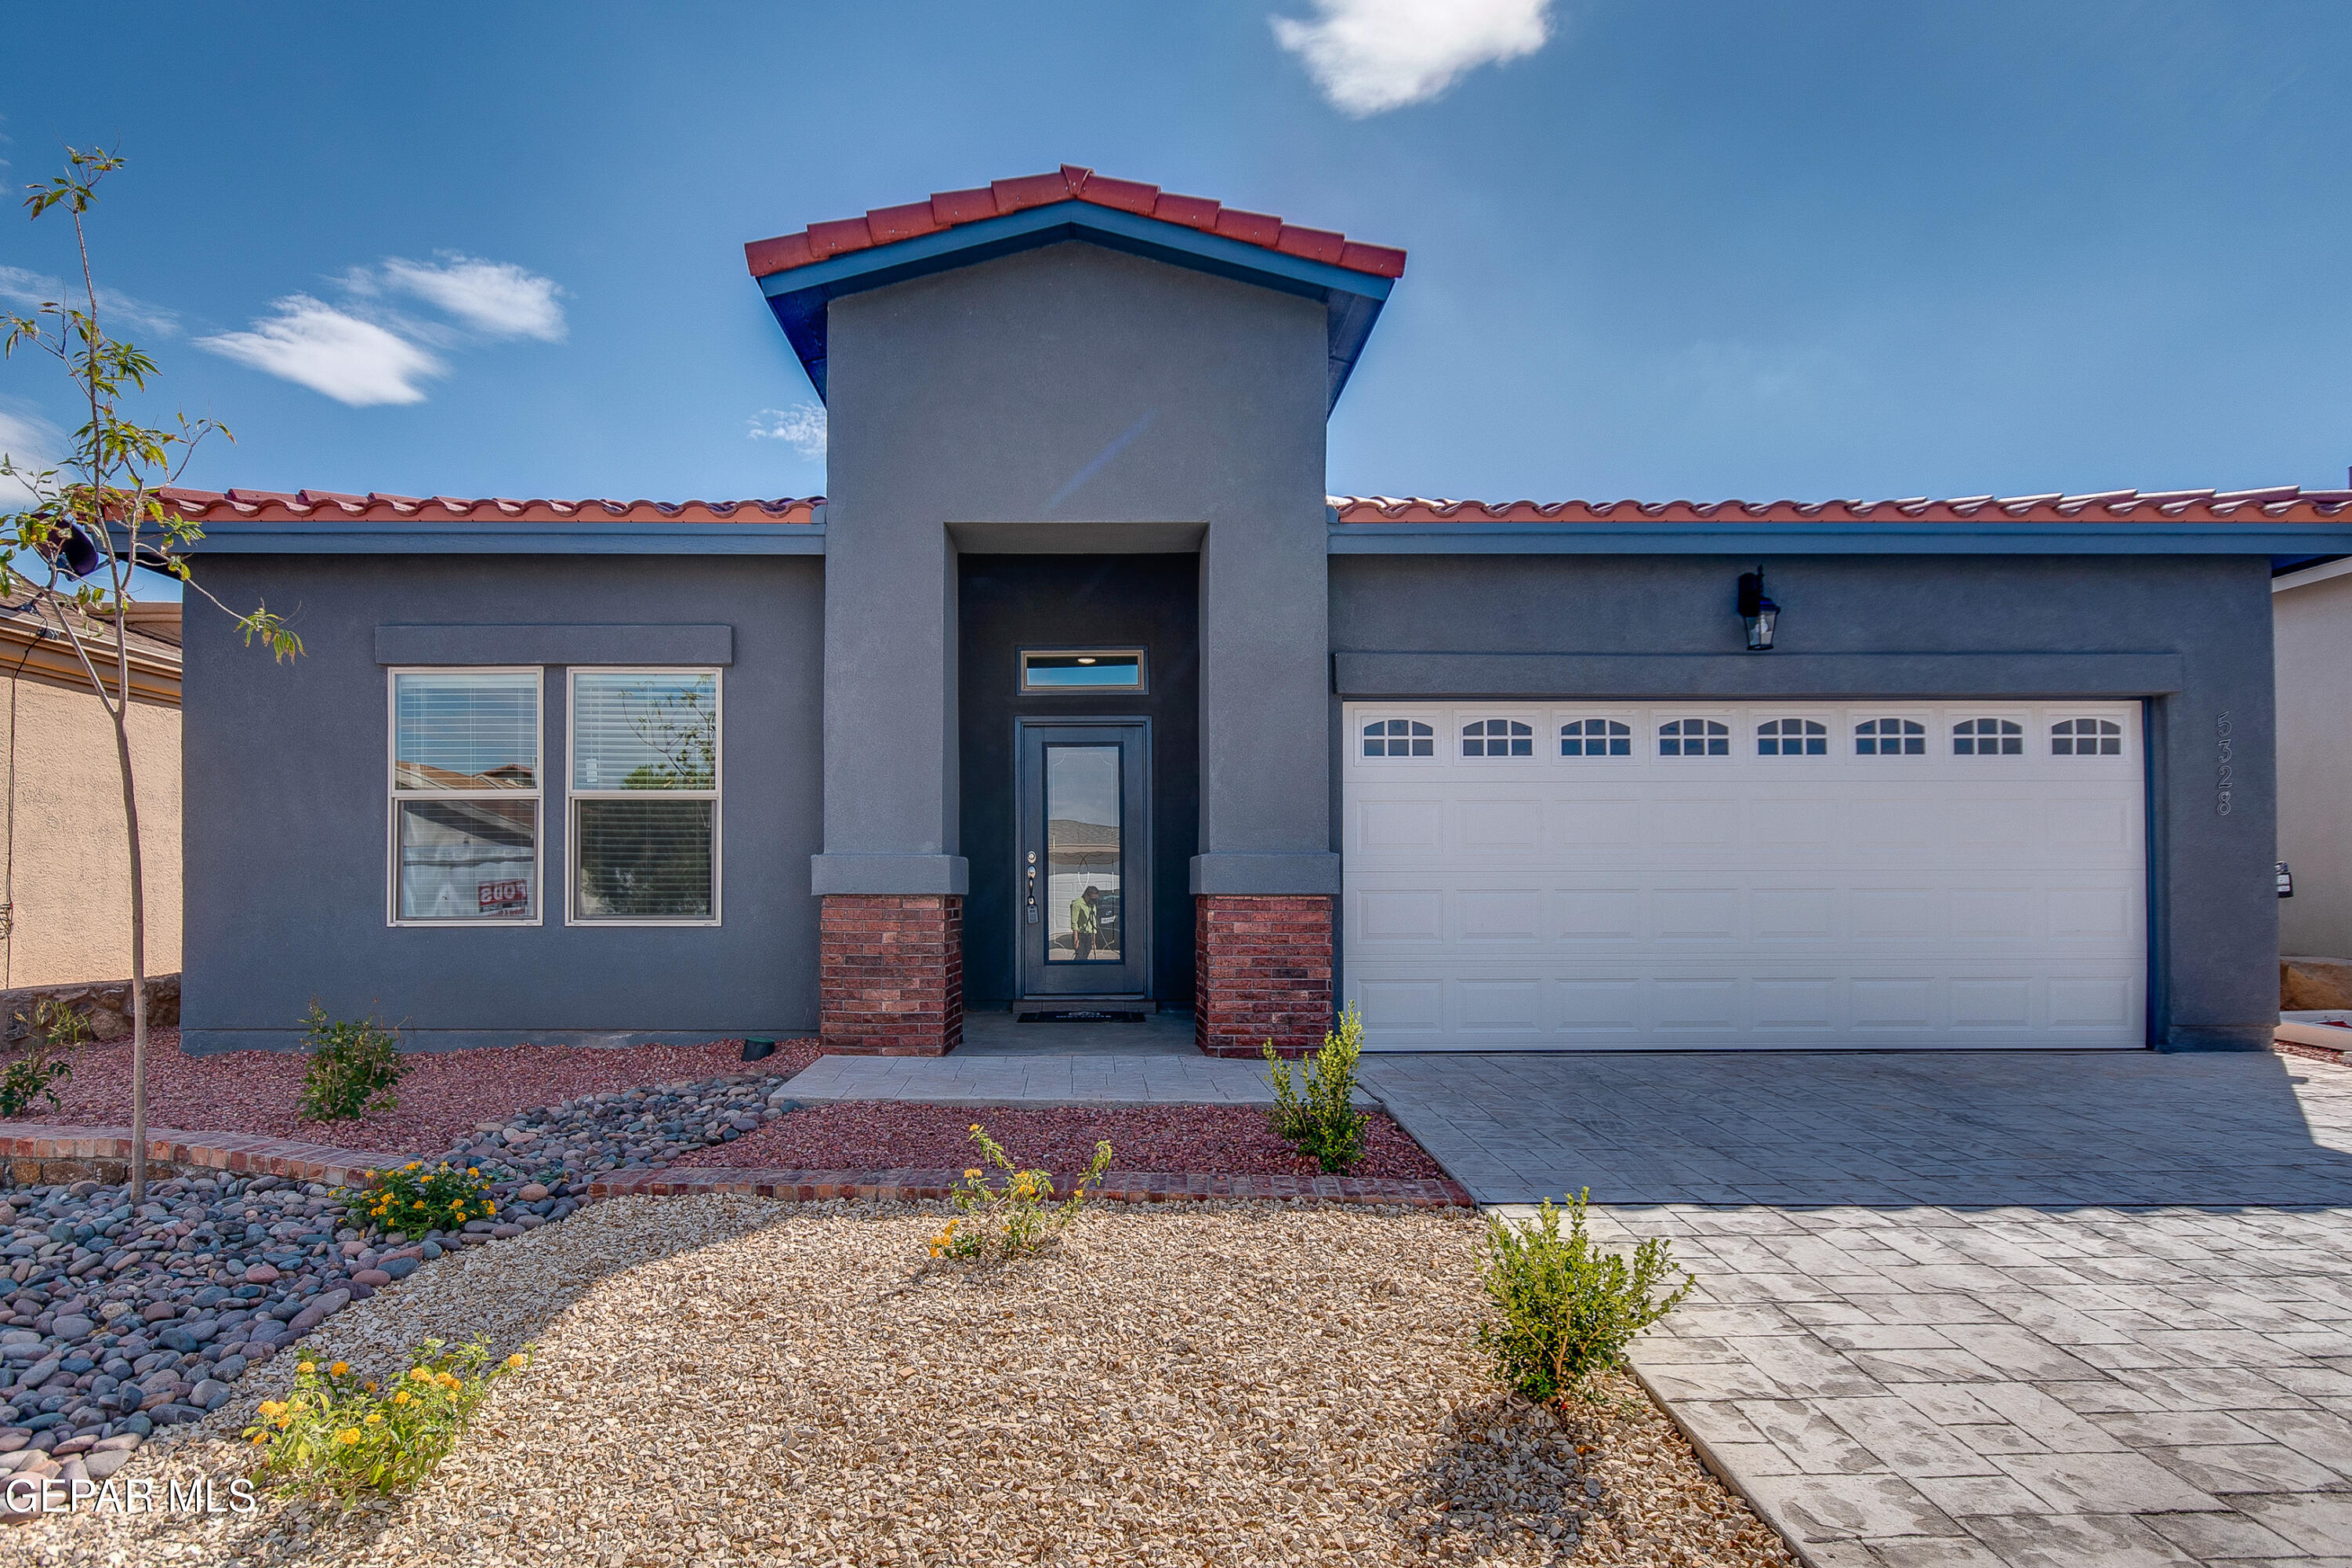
[169,166,2352,1057]
[2273,554,2352,1007]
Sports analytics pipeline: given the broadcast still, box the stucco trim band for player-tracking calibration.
[374,623,735,666]
[1333,651,2187,700]
[811,854,971,896]
[1189,852,1343,896]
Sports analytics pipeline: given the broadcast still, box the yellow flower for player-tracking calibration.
[468,1167,478,1176]
[298,1362,316,1375]
[504,1354,525,1369]
[393,1389,412,1405]
[250,1432,267,1446]
[336,1428,361,1445]
[964,1169,982,1180]
[969,1123,982,1132]
[329,1362,348,1377]
[410,1367,434,1383]
[364,1412,383,1425]
[257,1401,284,1420]
[407,1162,419,1171]
[364,1381,379,1393]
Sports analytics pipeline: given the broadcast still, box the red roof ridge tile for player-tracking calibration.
[157,488,824,525]
[1328,490,2352,524]
[746,164,1406,285]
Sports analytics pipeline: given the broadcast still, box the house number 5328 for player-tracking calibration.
[2216,710,2233,817]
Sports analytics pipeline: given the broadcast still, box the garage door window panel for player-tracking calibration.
[1659,720,1730,757]
[1462,719,1534,758]
[1362,718,1435,758]
[2052,719,2124,757]
[1758,719,1828,757]
[1955,719,2024,756]
[1560,719,1632,757]
[1857,719,1927,756]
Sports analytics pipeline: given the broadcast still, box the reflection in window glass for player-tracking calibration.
[397,799,538,920]
[394,671,538,790]
[1045,745,1121,963]
[570,671,720,922]
[1022,651,1145,691]
[390,670,540,922]
[575,800,716,919]
[572,673,717,789]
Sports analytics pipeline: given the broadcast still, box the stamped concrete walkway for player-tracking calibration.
[1377,1052,2352,1567]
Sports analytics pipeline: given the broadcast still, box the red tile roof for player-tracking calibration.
[1330,488,2352,524]
[158,488,821,524]
[744,165,1408,283]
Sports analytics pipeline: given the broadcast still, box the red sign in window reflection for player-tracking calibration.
[477,879,529,916]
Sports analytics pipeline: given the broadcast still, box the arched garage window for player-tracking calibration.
[1658,720,1730,757]
[1560,719,1632,757]
[1362,719,1433,757]
[1757,719,1827,757]
[1462,719,1534,757]
[1954,719,2024,756]
[2052,718,2123,756]
[1856,718,1926,756]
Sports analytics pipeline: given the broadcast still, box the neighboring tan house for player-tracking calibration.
[169,165,2352,1057]
[0,597,182,989]
[2274,556,2352,989]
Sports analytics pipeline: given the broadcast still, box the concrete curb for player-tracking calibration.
[590,1164,1473,1207]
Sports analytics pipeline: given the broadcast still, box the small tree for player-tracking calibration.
[1,148,299,1201]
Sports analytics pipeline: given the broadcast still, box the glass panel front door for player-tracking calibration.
[1017,720,1150,999]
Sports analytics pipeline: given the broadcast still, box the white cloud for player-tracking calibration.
[377,254,566,342]
[749,404,826,458]
[0,263,183,336]
[195,296,445,407]
[0,406,60,507]
[1271,0,1554,115]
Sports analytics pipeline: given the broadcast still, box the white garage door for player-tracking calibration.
[1341,702,2146,1051]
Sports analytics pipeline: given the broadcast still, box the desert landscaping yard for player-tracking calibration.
[0,1195,1792,1567]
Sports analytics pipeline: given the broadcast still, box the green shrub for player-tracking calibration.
[0,999,87,1116]
[356,1160,499,1240]
[298,1000,405,1122]
[931,1122,1113,1263]
[245,1338,529,1497]
[1262,1003,1370,1173]
[1475,1190,1693,1405]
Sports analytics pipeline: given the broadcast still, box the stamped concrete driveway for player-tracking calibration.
[1362,1051,2352,1567]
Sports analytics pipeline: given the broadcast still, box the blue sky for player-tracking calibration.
[3,0,2348,590]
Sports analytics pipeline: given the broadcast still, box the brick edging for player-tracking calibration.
[590,1165,1473,1208]
[0,1124,413,1188]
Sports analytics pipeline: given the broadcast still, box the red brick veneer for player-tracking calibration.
[1194,895,1334,1058]
[819,894,964,1055]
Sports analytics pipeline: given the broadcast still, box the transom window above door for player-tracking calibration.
[1658,719,1730,757]
[1955,718,2024,755]
[1461,719,1533,757]
[1560,719,1631,757]
[2053,718,2124,756]
[1019,649,1145,693]
[1856,718,1926,756]
[1757,718,1827,757]
[1362,719,1434,757]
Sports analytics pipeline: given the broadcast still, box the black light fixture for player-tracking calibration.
[1737,567,1778,652]
[59,524,102,579]
[2279,862,2296,898]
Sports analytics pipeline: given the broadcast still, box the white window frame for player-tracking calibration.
[564,666,724,927]
[1558,717,1635,759]
[1755,716,1831,757]
[1656,714,1734,759]
[1459,716,1538,760]
[385,666,546,929]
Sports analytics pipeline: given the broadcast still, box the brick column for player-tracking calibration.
[1194,895,1333,1057]
[818,895,963,1055]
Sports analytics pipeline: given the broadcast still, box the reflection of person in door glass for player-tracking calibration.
[1071,886,1100,959]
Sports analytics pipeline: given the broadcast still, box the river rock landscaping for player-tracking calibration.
[8,1195,1795,1567]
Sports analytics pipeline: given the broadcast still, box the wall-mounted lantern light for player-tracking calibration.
[1737,568,1778,652]
[2279,861,2296,898]
[59,524,102,579]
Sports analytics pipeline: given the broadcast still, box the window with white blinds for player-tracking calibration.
[568,670,720,922]
[387,670,542,924]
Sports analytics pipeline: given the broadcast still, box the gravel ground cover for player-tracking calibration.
[5,1196,1794,1567]
[2,1034,824,1152]
[672,1101,1450,1181]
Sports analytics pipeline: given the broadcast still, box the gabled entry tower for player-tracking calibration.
[746,166,1404,1054]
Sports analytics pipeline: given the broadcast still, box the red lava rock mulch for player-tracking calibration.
[672,1101,1448,1181]
[5,1030,825,1154]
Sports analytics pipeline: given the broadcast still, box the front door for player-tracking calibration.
[1015,719,1152,1000]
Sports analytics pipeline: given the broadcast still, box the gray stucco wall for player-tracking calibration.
[818,241,1337,899]
[1329,552,2281,1050]
[181,555,825,1052]
[2274,567,2352,959]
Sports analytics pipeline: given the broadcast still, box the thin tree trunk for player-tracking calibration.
[111,690,147,1205]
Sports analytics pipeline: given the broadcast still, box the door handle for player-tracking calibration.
[1025,851,1040,924]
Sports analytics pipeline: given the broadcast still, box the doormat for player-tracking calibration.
[1017,1010,1148,1023]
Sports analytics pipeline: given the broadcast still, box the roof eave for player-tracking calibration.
[753,200,1393,414]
